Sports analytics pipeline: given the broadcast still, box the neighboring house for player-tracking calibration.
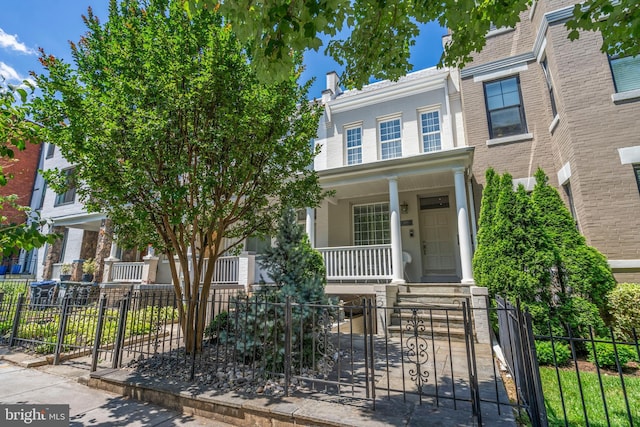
[0,138,42,274]
[310,68,476,290]
[35,142,117,283]
[459,0,640,283]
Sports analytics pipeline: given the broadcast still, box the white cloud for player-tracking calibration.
[0,28,34,54]
[0,61,21,81]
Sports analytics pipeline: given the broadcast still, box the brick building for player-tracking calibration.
[0,140,42,225]
[460,0,640,282]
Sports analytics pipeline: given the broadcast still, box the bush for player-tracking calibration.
[608,283,640,340]
[535,340,571,366]
[205,311,229,338]
[588,342,638,369]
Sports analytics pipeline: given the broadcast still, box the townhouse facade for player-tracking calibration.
[460,0,640,283]
[0,138,42,274]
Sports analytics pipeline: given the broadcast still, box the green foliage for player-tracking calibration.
[223,208,334,369]
[0,83,57,256]
[608,283,640,340]
[204,311,229,338]
[588,342,638,369]
[32,0,327,353]
[535,341,571,366]
[473,171,556,329]
[475,168,612,336]
[186,0,639,89]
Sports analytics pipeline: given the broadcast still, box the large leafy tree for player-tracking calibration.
[0,83,56,256]
[32,0,325,353]
[186,0,639,88]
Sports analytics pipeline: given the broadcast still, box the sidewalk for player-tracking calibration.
[0,347,517,426]
[0,349,232,426]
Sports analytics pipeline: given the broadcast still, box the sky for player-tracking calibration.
[0,1,445,99]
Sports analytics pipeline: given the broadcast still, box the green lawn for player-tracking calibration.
[540,366,640,426]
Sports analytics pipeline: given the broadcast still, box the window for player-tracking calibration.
[54,168,76,206]
[540,58,558,117]
[484,76,527,138]
[634,164,640,194]
[610,55,640,93]
[345,126,362,165]
[46,143,55,159]
[379,118,402,159]
[420,110,441,152]
[353,202,390,246]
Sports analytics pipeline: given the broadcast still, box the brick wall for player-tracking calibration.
[0,141,42,224]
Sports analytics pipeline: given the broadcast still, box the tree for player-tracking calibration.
[32,0,326,353]
[186,0,639,88]
[531,168,614,334]
[0,82,57,256]
[473,171,557,331]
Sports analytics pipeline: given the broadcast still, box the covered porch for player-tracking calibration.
[308,147,477,285]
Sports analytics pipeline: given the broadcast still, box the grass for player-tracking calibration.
[540,366,640,426]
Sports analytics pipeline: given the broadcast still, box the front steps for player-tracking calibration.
[388,283,471,340]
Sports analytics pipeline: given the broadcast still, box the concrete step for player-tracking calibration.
[393,301,467,313]
[390,312,465,331]
[401,283,471,295]
[397,292,471,306]
[387,324,467,340]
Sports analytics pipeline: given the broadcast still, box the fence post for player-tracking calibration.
[284,296,292,397]
[53,296,71,365]
[91,294,108,372]
[112,291,131,368]
[9,293,25,348]
[522,311,548,427]
[463,300,482,425]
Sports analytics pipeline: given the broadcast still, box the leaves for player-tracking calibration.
[186,0,639,89]
[32,0,327,352]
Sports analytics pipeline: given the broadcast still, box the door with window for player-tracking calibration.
[419,195,456,279]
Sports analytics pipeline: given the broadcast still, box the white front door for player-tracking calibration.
[419,196,456,278]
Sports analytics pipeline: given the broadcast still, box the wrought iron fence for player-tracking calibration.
[533,323,640,426]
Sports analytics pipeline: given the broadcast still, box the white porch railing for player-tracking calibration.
[111,262,144,283]
[201,256,239,284]
[317,244,393,281]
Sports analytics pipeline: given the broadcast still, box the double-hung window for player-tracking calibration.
[379,118,402,160]
[634,164,640,194]
[353,202,390,246]
[484,76,527,138]
[345,126,362,165]
[609,55,640,93]
[420,110,441,152]
[54,168,76,206]
[46,143,55,159]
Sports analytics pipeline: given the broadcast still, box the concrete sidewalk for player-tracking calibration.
[0,346,517,426]
[0,352,231,426]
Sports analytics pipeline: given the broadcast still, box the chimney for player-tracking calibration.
[325,71,341,98]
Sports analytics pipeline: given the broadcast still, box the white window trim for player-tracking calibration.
[417,107,442,153]
[344,122,363,166]
[548,114,560,134]
[486,27,515,38]
[557,162,571,186]
[486,133,533,146]
[377,115,403,160]
[618,145,640,164]
[352,202,391,246]
[473,64,528,83]
[512,177,536,192]
[612,88,640,104]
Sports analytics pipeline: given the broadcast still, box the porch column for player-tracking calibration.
[305,207,315,247]
[102,237,120,284]
[453,168,474,284]
[388,177,405,284]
